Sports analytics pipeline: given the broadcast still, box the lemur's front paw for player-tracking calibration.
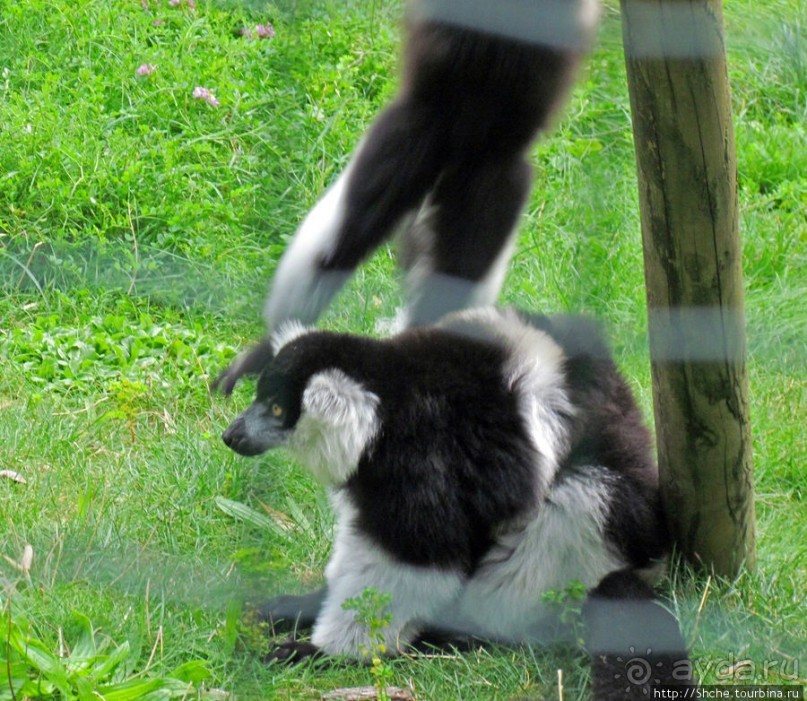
[252,595,309,634]
[250,587,326,634]
[264,639,322,665]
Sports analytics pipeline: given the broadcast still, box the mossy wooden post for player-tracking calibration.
[620,0,755,574]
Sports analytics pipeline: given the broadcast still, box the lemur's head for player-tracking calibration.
[221,323,381,486]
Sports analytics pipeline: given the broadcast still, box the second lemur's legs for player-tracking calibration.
[263,98,448,328]
[402,154,533,326]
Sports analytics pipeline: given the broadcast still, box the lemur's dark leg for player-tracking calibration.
[263,97,447,329]
[402,155,533,326]
[262,19,587,331]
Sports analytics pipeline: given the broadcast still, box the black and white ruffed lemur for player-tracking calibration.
[222,308,695,699]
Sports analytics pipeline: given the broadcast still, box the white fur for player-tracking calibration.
[436,469,625,641]
[399,198,445,327]
[271,320,311,355]
[288,369,380,486]
[503,323,574,488]
[314,492,463,655]
[468,229,519,308]
[579,0,601,36]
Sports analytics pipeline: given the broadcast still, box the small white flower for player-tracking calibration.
[192,86,220,107]
[136,63,156,77]
[255,23,275,39]
[241,22,276,40]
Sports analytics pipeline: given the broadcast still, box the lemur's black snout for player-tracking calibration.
[221,423,237,448]
[221,416,263,457]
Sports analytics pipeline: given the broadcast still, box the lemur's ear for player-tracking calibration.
[213,337,275,396]
[296,369,380,485]
[301,369,380,429]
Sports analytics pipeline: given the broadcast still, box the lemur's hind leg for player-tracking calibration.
[402,155,533,326]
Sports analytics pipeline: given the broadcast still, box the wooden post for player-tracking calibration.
[620,0,755,575]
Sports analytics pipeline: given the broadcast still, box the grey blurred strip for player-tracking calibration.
[622,0,726,59]
[409,0,601,51]
[648,306,746,362]
[411,0,726,58]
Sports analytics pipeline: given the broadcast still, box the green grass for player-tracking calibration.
[1,0,805,699]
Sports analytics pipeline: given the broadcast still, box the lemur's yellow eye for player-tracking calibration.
[271,403,283,417]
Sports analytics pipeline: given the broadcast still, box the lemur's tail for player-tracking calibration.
[584,569,696,700]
